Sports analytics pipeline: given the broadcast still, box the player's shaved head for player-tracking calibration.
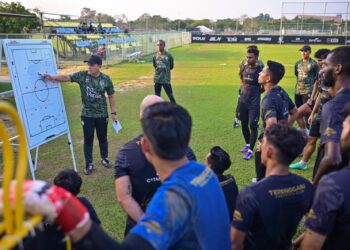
[140,95,164,118]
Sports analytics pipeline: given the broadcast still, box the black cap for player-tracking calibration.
[84,55,102,65]
[299,45,311,52]
[267,60,285,84]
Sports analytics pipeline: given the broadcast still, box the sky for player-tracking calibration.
[8,0,347,21]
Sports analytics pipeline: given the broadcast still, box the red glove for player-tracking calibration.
[1,180,90,235]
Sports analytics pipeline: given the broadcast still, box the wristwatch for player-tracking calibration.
[111,112,117,115]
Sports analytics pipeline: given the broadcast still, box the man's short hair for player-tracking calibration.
[158,40,165,46]
[314,49,330,60]
[247,48,259,57]
[329,46,350,76]
[247,45,258,50]
[267,60,285,85]
[141,102,192,160]
[264,122,307,166]
[54,169,82,196]
[207,146,231,175]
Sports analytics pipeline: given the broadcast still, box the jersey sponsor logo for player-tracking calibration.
[146,176,160,183]
[268,184,306,198]
[306,208,317,220]
[191,168,214,187]
[86,86,102,98]
[233,210,243,222]
[324,127,337,137]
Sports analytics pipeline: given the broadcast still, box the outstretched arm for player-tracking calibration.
[42,74,71,82]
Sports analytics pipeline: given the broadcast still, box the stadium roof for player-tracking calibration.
[44,21,115,28]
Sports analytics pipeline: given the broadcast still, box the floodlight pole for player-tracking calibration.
[300,2,305,34]
[346,5,349,42]
[280,2,284,44]
[322,3,328,33]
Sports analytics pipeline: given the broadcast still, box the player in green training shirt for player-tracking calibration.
[153,40,176,103]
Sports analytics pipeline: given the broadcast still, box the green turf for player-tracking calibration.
[0,43,339,240]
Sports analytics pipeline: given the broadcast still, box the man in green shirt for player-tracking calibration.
[153,40,176,103]
[43,55,117,175]
[294,45,319,108]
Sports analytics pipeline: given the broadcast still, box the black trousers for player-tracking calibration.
[154,83,176,103]
[239,101,260,150]
[81,116,109,166]
[235,88,242,119]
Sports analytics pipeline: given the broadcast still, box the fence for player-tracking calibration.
[0,31,191,67]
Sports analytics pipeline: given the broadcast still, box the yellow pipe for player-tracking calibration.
[66,239,72,250]
[0,121,15,234]
[0,102,27,233]
[0,215,43,249]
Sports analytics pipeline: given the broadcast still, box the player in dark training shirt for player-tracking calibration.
[233,45,264,128]
[313,46,350,186]
[205,146,238,221]
[298,104,350,250]
[255,60,298,180]
[238,48,263,160]
[231,124,314,250]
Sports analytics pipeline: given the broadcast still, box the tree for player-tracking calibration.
[97,13,115,25]
[80,7,96,22]
[0,1,40,33]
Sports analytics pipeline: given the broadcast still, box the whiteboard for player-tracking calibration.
[3,39,69,149]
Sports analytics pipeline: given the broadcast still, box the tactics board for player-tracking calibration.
[3,39,69,149]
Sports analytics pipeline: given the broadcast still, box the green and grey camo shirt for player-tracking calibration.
[153,52,174,84]
[294,58,319,95]
[70,71,115,118]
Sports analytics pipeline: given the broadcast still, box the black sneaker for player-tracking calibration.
[84,164,94,175]
[101,158,112,168]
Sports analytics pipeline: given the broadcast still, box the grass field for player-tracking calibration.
[0,43,339,240]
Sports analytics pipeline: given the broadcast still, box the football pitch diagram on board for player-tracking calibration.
[3,39,69,149]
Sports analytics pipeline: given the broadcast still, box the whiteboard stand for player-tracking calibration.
[3,39,77,179]
[27,132,77,180]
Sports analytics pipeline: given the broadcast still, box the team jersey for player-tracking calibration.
[232,173,314,250]
[239,65,263,105]
[305,167,350,250]
[294,58,319,95]
[316,72,332,122]
[320,88,350,145]
[131,161,231,250]
[218,174,238,222]
[70,71,114,118]
[115,134,197,211]
[261,86,295,128]
[239,59,264,72]
[153,52,174,84]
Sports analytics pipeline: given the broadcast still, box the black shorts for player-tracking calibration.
[295,94,309,108]
[308,118,320,138]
